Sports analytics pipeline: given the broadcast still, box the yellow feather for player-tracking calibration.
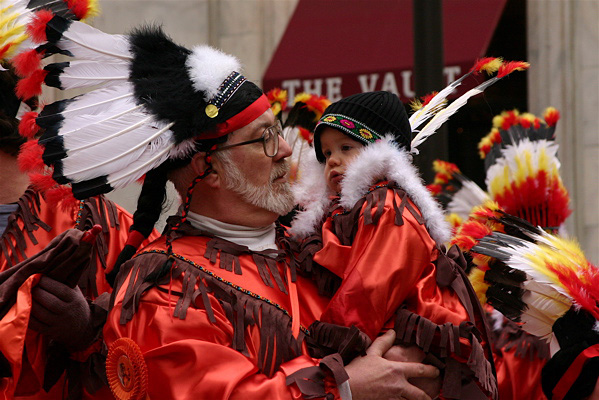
[81,0,101,20]
[468,268,489,305]
[294,92,311,104]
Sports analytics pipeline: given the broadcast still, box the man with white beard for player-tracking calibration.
[13,13,439,398]
[104,105,440,400]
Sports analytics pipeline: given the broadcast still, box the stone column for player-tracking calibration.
[528,0,599,263]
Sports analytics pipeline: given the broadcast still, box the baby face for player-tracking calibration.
[319,127,363,193]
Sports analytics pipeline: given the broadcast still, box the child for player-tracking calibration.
[291,91,497,399]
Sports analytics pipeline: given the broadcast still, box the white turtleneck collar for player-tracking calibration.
[186,211,278,252]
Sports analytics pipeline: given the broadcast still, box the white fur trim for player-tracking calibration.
[186,45,241,102]
[288,150,334,237]
[290,136,451,245]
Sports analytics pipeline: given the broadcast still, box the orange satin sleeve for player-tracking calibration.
[495,346,547,400]
[316,190,442,341]
[105,274,329,400]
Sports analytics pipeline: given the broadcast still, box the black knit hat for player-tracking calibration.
[313,91,411,162]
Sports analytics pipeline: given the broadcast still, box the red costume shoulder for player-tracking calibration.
[104,223,346,399]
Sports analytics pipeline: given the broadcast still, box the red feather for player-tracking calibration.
[420,92,438,107]
[544,108,560,127]
[18,111,40,138]
[298,127,313,144]
[0,44,13,60]
[15,70,47,100]
[66,0,91,20]
[46,186,78,210]
[26,10,55,43]
[470,57,501,74]
[12,49,44,77]
[427,183,442,195]
[17,139,45,172]
[29,172,57,192]
[497,61,530,78]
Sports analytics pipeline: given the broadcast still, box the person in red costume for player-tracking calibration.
[10,13,443,398]
[289,91,497,399]
[0,64,154,399]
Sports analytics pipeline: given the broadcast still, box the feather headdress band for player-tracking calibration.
[12,14,269,200]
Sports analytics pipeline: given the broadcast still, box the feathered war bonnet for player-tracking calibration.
[12,13,269,283]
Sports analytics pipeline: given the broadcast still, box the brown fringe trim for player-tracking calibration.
[286,353,347,399]
[393,307,498,399]
[493,318,550,361]
[115,231,309,377]
[306,321,371,364]
[1,188,51,268]
[287,232,342,299]
[331,184,424,246]
[75,196,121,298]
[0,189,120,298]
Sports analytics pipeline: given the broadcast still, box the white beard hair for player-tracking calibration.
[215,151,295,216]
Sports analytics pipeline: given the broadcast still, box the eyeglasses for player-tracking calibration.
[212,120,284,158]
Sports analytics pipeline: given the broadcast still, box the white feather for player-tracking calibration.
[107,126,175,189]
[51,60,129,90]
[56,20,132,62]
[43,103,143,143]
[520,281,571,339]
[408,71,472,131]
[52,83,135,118]
[447,179,489,219]
[186,45,241,101]
[59,114,173,182]
[411,78,498,153]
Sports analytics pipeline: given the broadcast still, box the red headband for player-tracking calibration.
[201,94,270,140]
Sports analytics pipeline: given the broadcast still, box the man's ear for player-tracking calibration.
[190,152,220,188]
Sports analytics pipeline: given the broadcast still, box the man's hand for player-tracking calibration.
[345,330,439,400]
[383,342,442,399]
[29,276,94,351]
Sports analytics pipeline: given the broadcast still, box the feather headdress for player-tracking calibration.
[480,108,570,230]
[456,206,599,342]
[410,60,530,153]
[427,160,489,229]
[12,13,269,201]
[0,0,98,72]
[266,87,287,118]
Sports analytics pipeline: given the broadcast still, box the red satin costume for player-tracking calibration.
[0,188,141,399]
